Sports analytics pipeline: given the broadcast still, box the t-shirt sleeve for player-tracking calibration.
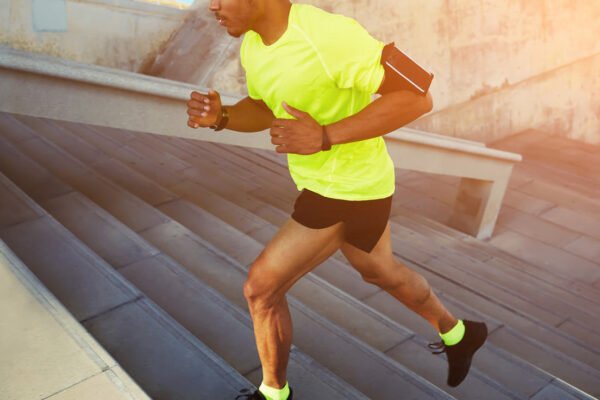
[316,14,385,94]
[240,34,262,100]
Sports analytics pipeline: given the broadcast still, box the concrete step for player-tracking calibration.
[491,130,600,186]
[391,213,600,336]
[31,118,597,399]
[510,172,600,217]
[0,135,72,203]
[41,192,160,269]
[0,172,253,400]
[514,159,600,200]
[397,208,600,306]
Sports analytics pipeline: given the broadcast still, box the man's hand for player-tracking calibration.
[270,102,323,155]
[187,89,222,129]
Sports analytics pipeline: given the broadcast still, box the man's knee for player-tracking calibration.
[354,256,395,285]
[243,259,284,311]
[358,259,410,290]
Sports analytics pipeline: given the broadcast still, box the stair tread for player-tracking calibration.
[397,211,600,305]
[82,298,251,400]
[0,135,73,201]
[1,216,138,321]
[0,172,43,227]
[40,192,160,269]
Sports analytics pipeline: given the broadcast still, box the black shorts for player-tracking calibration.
[291,189,393,254]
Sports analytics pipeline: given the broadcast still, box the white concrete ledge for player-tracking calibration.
[387,129,521,162]
[0,46,197,102]
[0,46,522,238]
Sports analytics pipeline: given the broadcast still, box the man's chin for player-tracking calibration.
[226,27,243,38]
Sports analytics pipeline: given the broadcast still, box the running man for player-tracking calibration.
[186,1,488,399]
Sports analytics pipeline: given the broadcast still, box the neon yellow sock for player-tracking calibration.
[439,319,465,346]
[259,381,290,400]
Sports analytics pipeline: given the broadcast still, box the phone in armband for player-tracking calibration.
[381,42,434,96]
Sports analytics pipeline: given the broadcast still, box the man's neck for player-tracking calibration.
[253,1,292,46]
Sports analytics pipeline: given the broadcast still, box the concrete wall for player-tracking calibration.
[0,0,189,71]
[139,0,243,95]
[411,52,600,145]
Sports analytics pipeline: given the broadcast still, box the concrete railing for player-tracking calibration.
[0,46,521,239]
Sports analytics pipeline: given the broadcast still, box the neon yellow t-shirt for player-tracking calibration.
[240,4,395,201]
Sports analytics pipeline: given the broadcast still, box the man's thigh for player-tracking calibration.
[340,222,396,280]
[248,217,345,296]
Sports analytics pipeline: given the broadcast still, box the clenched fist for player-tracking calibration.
[187,89,223,129]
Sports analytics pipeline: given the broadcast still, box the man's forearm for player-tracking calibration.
[326,91,433,145]
[224,96,275,132]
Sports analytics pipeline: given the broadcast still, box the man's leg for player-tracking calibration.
[341,221,488,387]
[341,222,457,333]
[244,217,346,389]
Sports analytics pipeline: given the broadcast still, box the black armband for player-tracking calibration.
[379,42,434,96]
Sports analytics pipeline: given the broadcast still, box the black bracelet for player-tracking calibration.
[321,125,332,151]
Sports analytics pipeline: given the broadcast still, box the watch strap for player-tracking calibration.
[321,125,332,151]
[211,106,229,131]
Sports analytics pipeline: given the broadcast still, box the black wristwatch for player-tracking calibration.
[321,125,332,151]
[210,106,229,131]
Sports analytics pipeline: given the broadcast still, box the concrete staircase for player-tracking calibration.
[1,111,598,399]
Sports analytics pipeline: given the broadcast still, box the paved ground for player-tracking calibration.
[0,240,149,400]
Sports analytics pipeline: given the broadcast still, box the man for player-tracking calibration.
[186,1,488,399]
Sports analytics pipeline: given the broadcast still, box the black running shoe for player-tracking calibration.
[235,387,294,400]
[429,320,488,387]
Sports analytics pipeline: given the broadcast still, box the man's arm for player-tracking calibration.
[324,69,433,146]
[226,96,276,132]
[187,90,275,133]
